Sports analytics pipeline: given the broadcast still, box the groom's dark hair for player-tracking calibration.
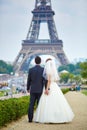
[35,56,41,64]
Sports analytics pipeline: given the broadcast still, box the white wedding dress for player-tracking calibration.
[33,59,74,123]
[33,82,74,123]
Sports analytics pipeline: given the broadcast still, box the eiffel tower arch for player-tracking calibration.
[13,0,69,73]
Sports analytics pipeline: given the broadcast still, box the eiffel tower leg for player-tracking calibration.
[13,48,28,73]
[13,52,23,72]
[19,53,35,72]
[26,18,40,40]
[57,52,69,65]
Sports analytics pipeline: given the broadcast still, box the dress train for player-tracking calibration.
[33,82,74,123]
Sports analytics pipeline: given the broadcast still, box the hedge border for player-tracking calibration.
[0,96,29,127]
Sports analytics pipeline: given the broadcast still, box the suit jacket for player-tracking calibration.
[27,65,44,93]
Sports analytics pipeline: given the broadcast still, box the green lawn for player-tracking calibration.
[0,91,4,97]
[81,90,87,96]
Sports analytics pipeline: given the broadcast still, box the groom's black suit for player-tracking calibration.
[27,65,44,122]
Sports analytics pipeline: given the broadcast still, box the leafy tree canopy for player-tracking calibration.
[0,60,13,74]
[58,62,81,75]
[80,61,87,79]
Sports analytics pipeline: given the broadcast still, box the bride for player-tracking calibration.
[33,58,74,123]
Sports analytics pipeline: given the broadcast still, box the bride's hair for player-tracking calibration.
[44,58,59,81]
[46,58,52,62]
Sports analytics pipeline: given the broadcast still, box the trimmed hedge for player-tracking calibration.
[61,88,70,94]
[0,96,29,127]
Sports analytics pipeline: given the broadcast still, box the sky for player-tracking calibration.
[0,0,87,63]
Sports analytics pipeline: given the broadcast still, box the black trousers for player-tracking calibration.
[28,93,42,122]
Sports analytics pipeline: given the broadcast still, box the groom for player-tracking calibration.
[27,56,44,122]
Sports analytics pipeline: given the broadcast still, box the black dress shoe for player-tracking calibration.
[28,120,32,123]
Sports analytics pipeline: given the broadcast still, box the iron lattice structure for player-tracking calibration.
[13,0,69,73]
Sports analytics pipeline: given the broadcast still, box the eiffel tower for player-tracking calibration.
[13,0,69,73]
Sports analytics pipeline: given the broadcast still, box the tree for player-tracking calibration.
[58,62,81,75]
[67,64,75,73]
[80,61,87,79]
[0,60,13,74]
[73,75,81,84]
[60,73,74,83]
[58,65,68,72]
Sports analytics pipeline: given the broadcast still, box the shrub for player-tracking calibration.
[61,88,70,94]
[0,96,29,127]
